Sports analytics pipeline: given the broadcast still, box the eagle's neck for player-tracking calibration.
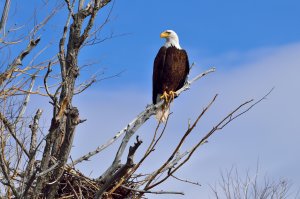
[164,37,181,49]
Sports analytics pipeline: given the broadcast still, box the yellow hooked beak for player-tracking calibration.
[160,31,170,38]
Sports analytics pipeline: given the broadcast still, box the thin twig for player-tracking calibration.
[0,112,30,157]
[145,88,273,190]
[44,62,55,101]
[121,185,184,195]
[0,145,19,197]
[171,174,201,187]
[0,0,11,35]
[144,94,217,189]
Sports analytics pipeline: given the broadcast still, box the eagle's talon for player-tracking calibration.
[160,91,169,103]
[169,91,176,101]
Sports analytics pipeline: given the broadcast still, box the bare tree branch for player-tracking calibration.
[0,38,40,87]
[121,185,184,196]
[143,89,273,191]
[0,140,19,197]
[71,67,216,169]
[210,166,297,199]
[14,76,36,124]
[94,136,143,199]
[144,94,218,190]
[0,0,11,35]
[0,111,29,157]
[171,174,201,187]
[25,109,43,178]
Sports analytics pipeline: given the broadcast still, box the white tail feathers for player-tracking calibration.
[155,106,170,123]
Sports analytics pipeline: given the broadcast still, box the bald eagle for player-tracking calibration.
[153,30,190,122]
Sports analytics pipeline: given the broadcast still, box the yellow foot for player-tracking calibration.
[169,91,176,101]
[160,91,169,103]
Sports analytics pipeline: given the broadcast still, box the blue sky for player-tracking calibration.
[76,0,300,89]
[3,0,300,198]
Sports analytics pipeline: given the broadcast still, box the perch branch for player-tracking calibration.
[70,67,216,168]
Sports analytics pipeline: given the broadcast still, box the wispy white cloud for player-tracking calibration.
[71,42,300,198]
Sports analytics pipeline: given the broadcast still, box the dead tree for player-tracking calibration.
[0,1,270,198]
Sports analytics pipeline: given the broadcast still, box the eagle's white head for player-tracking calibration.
[160,30,181,49]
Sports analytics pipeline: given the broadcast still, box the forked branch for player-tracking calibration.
[70,67,216,168]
